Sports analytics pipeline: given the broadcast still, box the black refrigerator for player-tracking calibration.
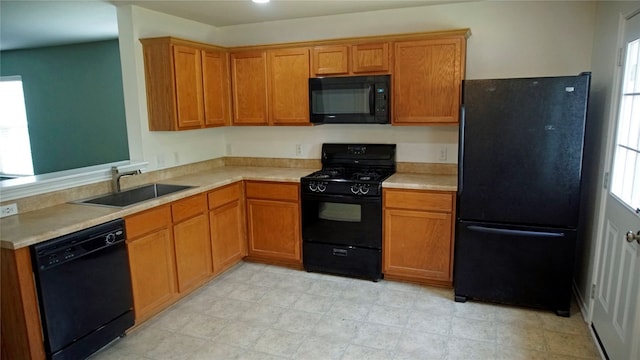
[454,73,591,317]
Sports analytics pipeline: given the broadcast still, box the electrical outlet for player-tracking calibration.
[295,144,303,157]
[225,144,232,155]
[438,146,448,161]
[0,203,18,218]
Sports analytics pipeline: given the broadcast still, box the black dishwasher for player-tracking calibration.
[31,219,134,360]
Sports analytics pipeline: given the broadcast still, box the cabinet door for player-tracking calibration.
[246,198,301,263]
[174,213,211,293]
[268,48,310,125]
[127,227,177,322]
[312,45,349,75]
[202,49,231,127]
[384,208,453,282]
[352,43,389,73]
[393,38,464,124]
[230,51,268,125]
[173,45,204,129]
[210,200,245,274]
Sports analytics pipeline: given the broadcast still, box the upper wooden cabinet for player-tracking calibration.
[268,48,310,125]
[352,43,390,74]
[141,37,231,131]
[141,30,468,129]
[202,50,232,127]
[231,48,310,126]
[311,42,390,76]
[393,37,466,125]
[312,45,349,75]
[230,50,269,125]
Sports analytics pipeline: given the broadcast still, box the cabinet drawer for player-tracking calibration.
[245,181,299,201]
[384,189,453,212]
[126,205,172,239]
[208,182,241,209]
[172,194,206,223]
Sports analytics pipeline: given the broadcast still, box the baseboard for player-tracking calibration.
[572,280,590,322]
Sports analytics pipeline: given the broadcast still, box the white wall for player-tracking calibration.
[220,1,596,162]
[117,1,596,169]
[117,5,228,171]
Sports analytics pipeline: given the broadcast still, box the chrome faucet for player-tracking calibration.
[111,166,141,192]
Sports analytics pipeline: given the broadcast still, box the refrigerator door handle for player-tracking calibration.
[458,105,466,195]
[467,225,565,238]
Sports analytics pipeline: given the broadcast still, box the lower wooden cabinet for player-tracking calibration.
[208,182,246,275]
[245,181,301,265]
[125,206,177,322]
[383,189,455,286]
[172,194,211,293]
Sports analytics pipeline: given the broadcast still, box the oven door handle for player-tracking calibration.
[332,248,348,257]
[301,193,381,204]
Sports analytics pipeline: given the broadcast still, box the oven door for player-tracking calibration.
[301,192,381,249]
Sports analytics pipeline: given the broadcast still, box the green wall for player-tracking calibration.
[0,40,129,174]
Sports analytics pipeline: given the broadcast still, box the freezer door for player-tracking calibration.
[453,220,575,315]
[458,74,590,227]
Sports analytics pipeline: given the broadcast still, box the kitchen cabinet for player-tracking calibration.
[383,189,455,286]
[268,48,310,125]
[125,206,177,322]
[245,181,301,266]
[231,48,310,125]
[1,247,46,360]
[208,182,246,275]
[172,194,211,293]
[311,42,390,76]
[393,37,466,124]
[202,49,232,127]
[230,50,269,125]
[351,43,390,73]
[312,45,349,75]
[141,37,230,130]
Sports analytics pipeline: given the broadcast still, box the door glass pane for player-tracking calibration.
[611,38,640,210]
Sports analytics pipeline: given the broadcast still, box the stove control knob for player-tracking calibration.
[105,233,116,245]
[317,183,326,192]
[350,184,361,194]
[360,184,370,195]
[309,182,318,192]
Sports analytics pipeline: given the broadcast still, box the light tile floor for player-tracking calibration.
[92,262,602,360]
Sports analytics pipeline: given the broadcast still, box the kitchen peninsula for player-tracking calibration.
[1,159,456,360]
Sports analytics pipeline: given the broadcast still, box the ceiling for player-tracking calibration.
[0,0,463,51]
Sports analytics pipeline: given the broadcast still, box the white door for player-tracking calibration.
[592,10,640,360]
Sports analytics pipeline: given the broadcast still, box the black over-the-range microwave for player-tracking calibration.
[309,75,390,124]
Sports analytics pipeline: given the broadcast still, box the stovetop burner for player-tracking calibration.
[351,170,383,181]
[308,167,345,179]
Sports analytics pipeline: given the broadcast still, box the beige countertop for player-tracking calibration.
[0,166,456,250]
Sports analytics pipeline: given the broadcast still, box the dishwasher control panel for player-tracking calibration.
[32,219,125,270]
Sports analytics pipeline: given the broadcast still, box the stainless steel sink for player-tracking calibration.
[75,184,194,208]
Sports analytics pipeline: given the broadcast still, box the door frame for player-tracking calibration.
[587,6,640,358]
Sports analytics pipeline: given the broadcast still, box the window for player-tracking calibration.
[611,38,640,211]
[0,76,34,176]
